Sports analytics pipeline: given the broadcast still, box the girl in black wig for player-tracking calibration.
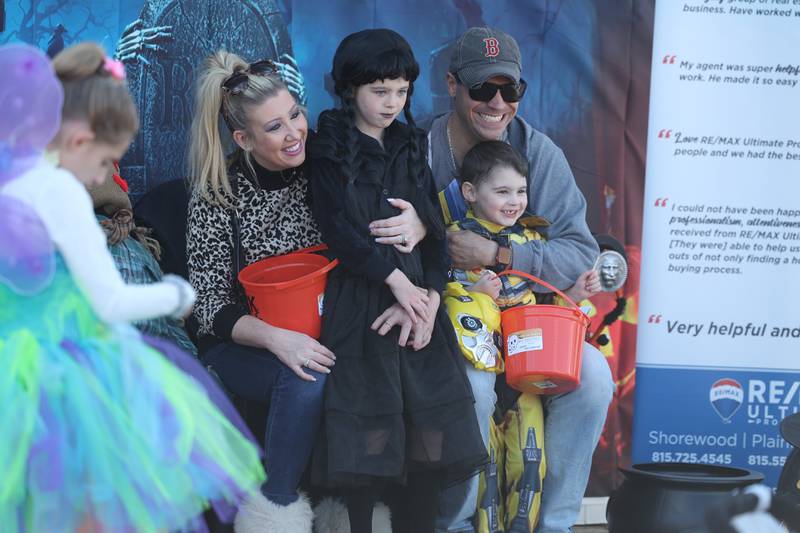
[309,29,486,533]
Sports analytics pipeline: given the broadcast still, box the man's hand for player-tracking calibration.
[447,230,499,270]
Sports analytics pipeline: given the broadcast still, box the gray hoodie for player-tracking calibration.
[427,113,599,290]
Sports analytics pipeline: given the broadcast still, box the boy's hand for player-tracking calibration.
[386,269,430,324]
[467,270,501,300]
[564,269,601,302]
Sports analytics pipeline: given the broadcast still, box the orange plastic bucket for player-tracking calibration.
[498,269,590,395]
[238,245,338,339]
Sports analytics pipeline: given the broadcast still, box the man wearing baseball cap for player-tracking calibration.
[430,27,614,533]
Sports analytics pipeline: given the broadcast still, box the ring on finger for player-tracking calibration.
[304,358,311,368]
[400,234,407,246]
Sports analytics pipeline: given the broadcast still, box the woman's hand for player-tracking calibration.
[407,289,440,351]
[369,198,427,253]
[371,303,414,346]
[385,269,429,324]
[264,327,336,382]
[563,269,601,303]
[371,289,439,351]
[467,270,502,300]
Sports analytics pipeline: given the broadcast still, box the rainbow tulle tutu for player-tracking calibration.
[0,256,265,532]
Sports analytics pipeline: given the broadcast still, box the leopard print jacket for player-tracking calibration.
[186,165,321,338]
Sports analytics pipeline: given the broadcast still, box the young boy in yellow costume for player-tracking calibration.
[444,141,599,532]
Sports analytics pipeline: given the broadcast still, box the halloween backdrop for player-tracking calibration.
[1,0,653,495]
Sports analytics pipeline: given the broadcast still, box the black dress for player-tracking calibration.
[309,111,486,488]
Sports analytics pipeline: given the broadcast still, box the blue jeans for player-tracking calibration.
[437,342,614,533]
[204,342,326,506]
[436,364,497,533]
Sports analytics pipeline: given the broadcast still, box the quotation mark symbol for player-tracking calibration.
[654,198,669,207]
[658,129,672,139]
[648,314,662,324]
[662,54,677,64]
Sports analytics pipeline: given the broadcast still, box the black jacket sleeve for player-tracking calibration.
[187,191,247,339]
[309,158,396,283]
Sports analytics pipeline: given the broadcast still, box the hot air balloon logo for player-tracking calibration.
[709,378,743,423]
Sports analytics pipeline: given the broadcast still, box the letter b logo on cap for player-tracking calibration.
[483,37,500,58]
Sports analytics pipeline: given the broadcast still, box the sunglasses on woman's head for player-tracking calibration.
[455,74,528,103]
[221,59,278,95]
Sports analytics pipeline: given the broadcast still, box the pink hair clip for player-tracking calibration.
[103,57,126,81]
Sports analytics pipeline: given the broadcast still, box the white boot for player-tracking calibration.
[234,491,313,533]
[371,502,392,533]
[312,496,392,533]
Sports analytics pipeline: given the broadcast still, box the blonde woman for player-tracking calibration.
[187,51,330,532]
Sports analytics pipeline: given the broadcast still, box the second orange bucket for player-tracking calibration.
[498,270,590,395]
[238,246,338,339]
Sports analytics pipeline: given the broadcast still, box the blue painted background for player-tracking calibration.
[0,0,597,198]
[1,0,655,495]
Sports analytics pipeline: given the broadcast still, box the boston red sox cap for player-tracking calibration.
[449,26,522,88]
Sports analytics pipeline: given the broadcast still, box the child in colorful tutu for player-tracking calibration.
[0,43,265,532]
[309,29,486,533]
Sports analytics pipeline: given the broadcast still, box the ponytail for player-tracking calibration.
[52,42,139,146]
[187,51,245,206]
[188,50,286,206]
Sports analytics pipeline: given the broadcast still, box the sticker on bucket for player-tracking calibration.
[507,328,543,356]
[532,380,557,389]
[318,294,324,317]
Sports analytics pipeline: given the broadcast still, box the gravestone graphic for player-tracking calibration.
[120,0,292,199]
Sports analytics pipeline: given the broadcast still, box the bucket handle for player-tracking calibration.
[496,269,587,316]
[290,243,329,255]
[260,255,339,290]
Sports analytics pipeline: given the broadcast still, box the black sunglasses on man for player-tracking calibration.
[455,73,527,103]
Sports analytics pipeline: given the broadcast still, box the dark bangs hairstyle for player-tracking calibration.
[459,141,530,187]
[331,28,420,104]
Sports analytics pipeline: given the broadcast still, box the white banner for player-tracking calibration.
[633,0,800,485]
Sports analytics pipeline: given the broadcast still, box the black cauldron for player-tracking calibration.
[607,462,764,533]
